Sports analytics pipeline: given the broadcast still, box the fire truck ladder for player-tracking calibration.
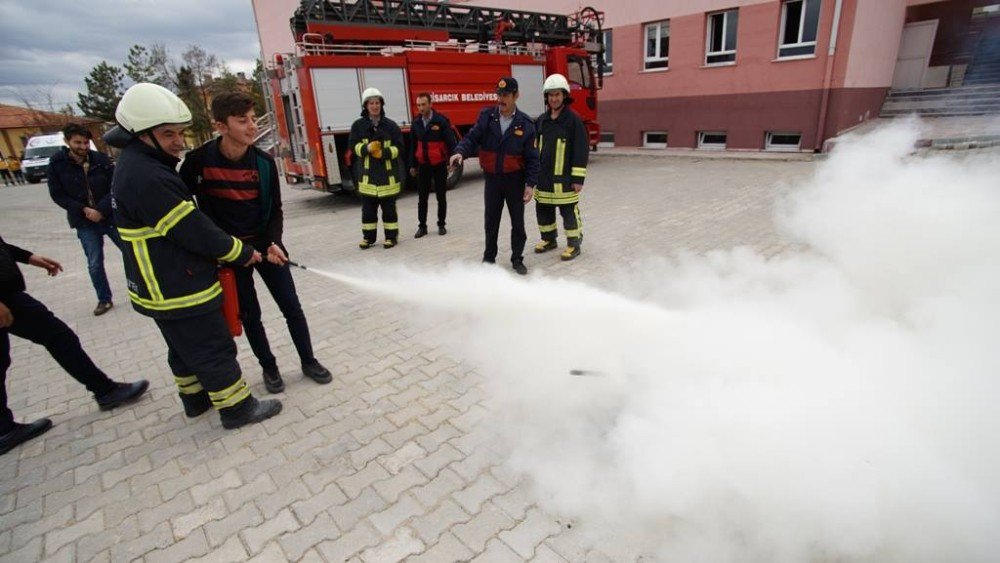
[293,0,602,48]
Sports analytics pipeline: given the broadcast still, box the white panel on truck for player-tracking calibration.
[361,68,412,127]
[311,68,361,131]
[511,64,545,119]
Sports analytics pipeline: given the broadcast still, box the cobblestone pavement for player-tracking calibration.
[0,154,815,562]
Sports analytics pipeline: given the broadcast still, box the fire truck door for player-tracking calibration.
[511,65,545,118]
[361,68,412,128]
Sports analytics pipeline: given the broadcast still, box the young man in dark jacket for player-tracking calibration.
[108,83,280,429]
[0,235,148,455]
[349,87,405,249]
[532,74,589,261]
[451,77,540,275]
[409,93,457,238]
[48,122,121,316]
[180,92,332,394]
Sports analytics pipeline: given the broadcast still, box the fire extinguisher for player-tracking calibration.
[218,267,242,337]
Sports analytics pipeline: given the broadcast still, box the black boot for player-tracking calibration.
[414,226,428,238]
[95,380,150,411]
[302,360,332,384]
[219,396,282,430]
[262,366,285,394]
[180,392,212,418]
[0,419,53,456]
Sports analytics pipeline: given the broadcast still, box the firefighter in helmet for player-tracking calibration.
[533,74,588,261]
[349,87,405,249]
[105,83,282,429]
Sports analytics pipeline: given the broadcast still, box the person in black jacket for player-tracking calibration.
[48,123,121,316]
[180,92,332,394]
[1,235,148,456]
[107,83,281,430]
[409,93,457,238]
[349,87,405,249]
[451,77,540,275]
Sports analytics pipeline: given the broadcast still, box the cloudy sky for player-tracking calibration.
[0,0,265,110]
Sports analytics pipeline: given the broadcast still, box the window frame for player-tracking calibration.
[697,131,727,150]
[602,29,613,75]
[643,131,668,149]
[778,0,821,59]
[644,20,670,71]
[705,9,739,66]
[598,131,615,148]
[765,131,802,152]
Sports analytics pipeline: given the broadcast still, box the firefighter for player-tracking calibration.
[408,92,457,238]
[349,87,405,249]
[105,83,281,429]
[533,74,589,261]
[450,77,540,275]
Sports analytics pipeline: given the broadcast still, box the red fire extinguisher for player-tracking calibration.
[218,267,242,337]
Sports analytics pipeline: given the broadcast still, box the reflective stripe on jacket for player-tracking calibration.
[348,115,404,198]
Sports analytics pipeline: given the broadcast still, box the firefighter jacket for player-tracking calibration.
[454,106,539,186]
[111,139,255,320]
[409,111,457,168]
[48,147,116,229]
[349,115,404,198]
[534,108,589,205]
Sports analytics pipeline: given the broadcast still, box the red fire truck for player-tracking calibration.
[265,0,604,192]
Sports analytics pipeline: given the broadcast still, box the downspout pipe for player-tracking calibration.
[815,0,844,151]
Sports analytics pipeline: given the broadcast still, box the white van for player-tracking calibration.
[21,133,98,184]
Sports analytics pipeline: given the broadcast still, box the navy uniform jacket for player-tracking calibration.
[534,107,589,205]
[454,106,539,187]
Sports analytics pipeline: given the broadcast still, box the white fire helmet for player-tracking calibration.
[542,73,571,95]
[361,87,385,107]
[115,83,192,134]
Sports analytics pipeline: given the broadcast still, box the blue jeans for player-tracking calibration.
[76,223,121,303]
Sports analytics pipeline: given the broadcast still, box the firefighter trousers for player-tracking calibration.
[361,195,399,243]
[154,310,252,412]
[483,176,526,264]
[417,164,448,228]
[537,202,582,247]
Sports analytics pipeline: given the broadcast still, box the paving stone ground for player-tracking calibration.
[0,153,816,562]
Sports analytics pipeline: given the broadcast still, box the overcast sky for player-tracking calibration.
[0,0,264,111]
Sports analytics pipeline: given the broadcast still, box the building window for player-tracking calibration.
[602,29,613,74]
[598,131,615,148]
[765,131,802,151]
[644,20,670,70]
[706,10,739,65]
[779,0,821,58]
[698,131,727,149]
[643,131,667,149]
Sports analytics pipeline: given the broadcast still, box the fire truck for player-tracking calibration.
[264,0,604,192]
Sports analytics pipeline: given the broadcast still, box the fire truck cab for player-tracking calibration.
[265,0,604,193]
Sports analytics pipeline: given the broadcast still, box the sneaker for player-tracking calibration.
[560,246,581,261]
[414,226,428,238]
[302,360,333,384]
[512,262,528,276]
[359,240,375,249]
[94,301,113,316]
[384,239,397,249]
[95,380,149,411]
[534,240,557,253]
[438,226,447,236]
[220,397,283,430]
[180,392,212,418]
[262,366,285,394]
[0,419,53,456]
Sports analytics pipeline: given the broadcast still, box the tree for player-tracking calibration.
[124,44,157,84]
[176,66,212,143]
[77,61,125,122]
[250,59,268,116]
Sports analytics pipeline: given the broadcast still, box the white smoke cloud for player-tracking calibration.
[317,120,1000,561]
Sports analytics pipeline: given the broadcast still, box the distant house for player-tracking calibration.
[0,104,104,159]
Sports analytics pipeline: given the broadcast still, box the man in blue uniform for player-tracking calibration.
[451,77,540,275]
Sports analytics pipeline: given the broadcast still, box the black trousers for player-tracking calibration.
[536,202,583,247]
[483,175,526,264]
[361,195,399,242]
[417,164,448,228]
[1,291,115,433]
[234,259,315,371]
[154,310,251,411]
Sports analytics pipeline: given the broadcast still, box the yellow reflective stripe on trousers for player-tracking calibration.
[362,222,378,230]
[155,200,196,236]
[383,222,399,230]
[220,238,243,263]
[132,239,163,301]
[174,375,204,394]
[208,378,250,409]
[128,282,222,311]
[555,138,566,177]
[539,223,557,233]
[571,166,587,178]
